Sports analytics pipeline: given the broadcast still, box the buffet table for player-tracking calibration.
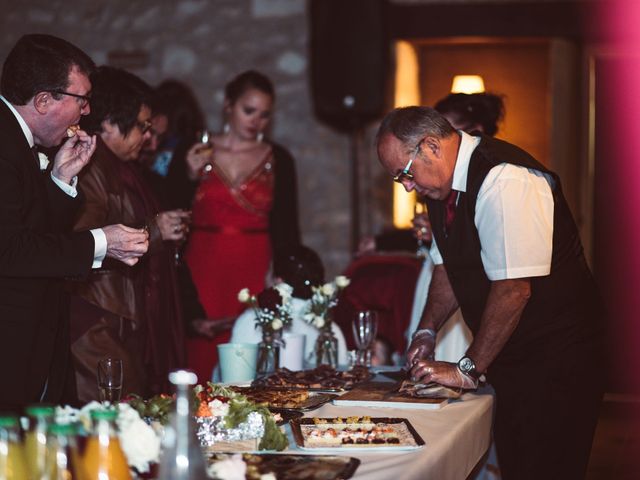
[286,386,494,480]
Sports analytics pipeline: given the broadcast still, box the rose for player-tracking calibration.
[271,318,283,330]
[321,283,336,296]
[257,287,283,311]
[313,316,325,329]
[335,276,350,288]
[237,288,251,303]
[274,282,293,301]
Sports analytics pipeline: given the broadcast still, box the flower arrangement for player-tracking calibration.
[303,275,350,331]
[238,283,293,334]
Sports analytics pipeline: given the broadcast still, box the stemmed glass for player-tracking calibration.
[352,311,378,367]
[97,358,123,403]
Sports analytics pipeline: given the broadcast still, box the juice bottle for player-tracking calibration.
[0,414,28,479]
[46,422,84,480]
[82,409,131,480]
[24,403,55,479]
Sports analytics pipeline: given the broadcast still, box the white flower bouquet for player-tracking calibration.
[303,275,350,332]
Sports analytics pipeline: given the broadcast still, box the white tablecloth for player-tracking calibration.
[285,388,494,480]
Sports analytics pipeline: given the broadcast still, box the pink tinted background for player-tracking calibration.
[593,0,640,393]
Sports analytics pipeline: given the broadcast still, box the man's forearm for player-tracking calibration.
[466,278,531,373]
[418,264,459,332]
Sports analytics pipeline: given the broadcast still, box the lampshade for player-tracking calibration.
[450,75,485,94]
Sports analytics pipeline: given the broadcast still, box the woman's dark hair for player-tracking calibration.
[273,245,324,300]
[224,70,275,105]
[1,34,94,105]
[434,93,505,137]
[80,66,153,136]
[152,80,205,142]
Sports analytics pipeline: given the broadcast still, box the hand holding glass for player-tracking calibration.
[97,358,123,403]
[352,311,378,367]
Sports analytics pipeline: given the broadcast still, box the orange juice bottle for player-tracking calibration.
[24,403,55,479]
[0,415,28,479]
[83,409,131,480]
[45,422,84,480]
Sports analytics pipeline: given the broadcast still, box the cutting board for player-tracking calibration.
[332,381,448,410]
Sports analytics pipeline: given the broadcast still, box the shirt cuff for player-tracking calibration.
[90,228,107,268]
[50,173,78,197]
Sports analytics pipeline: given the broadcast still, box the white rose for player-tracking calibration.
[117,403,161,473]
[313,316,325,329]
[208,398,230,417]
[271,318,283,330]
[260,474,277,480]
[237,288,251,303]
[275,282,293,301]
[321,283,336,296]
[335,275,350,288]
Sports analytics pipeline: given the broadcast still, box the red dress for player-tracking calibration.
[184,152,274,383]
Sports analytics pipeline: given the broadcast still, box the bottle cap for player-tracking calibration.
[169,369,198,386]
[89,409,118,421]
[48,423,78,435]
[25,404,55,417]
[0,415,19,428]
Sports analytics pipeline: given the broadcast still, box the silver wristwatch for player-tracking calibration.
[457,356,480,380]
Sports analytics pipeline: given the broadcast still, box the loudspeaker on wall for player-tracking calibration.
[310,0,390,133]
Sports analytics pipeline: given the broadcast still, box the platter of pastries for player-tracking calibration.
[230,386,336,412]
[252,365,371,391]
[291,416,425,451]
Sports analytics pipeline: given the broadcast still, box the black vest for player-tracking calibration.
[427,135,601,364]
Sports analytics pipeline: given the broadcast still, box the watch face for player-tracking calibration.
[459,357,475,373]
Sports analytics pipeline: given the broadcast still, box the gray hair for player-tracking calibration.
[376,106,455,152]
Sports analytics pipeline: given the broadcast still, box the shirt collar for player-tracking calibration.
[0,95,35,148]
[451,130,481,193]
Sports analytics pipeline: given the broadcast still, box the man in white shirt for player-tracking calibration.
[376,106,603,480]
[0,34,149,410]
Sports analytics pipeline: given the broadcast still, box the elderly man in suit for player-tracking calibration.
[0,34,149,411]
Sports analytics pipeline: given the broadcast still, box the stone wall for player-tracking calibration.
[0,0,376,275]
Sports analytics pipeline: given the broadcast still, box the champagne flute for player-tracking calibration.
[97,358,123,403]
[414,200,429,258]
[198,129,214,173]
[352,311,378,367]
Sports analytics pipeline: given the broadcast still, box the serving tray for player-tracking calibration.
[207,452,360,480]
[291,417,425,452]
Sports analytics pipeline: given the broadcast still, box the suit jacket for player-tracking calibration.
[0,100,94,411]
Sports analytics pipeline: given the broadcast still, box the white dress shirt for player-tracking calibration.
[430,131,555,281]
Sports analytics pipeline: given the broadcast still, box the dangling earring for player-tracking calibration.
[223,123,230,134]
[257,131,264,143]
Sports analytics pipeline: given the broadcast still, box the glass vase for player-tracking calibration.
[256,329,282,376]
[315,328,338,368]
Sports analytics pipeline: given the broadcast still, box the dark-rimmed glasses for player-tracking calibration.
[135,119,152,134]
[393,139,423,184]
[49,90,91,108]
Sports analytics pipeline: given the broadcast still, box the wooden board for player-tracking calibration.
[332,382,448,409]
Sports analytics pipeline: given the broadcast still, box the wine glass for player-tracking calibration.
[97,358,123,403]
[414,200,429,258]
[198,129,214,174]
[352,311,378,367]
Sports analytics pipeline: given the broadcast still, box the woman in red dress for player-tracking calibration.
[183,71,300,382]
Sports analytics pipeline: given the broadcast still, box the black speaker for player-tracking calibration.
[310,0,390,133]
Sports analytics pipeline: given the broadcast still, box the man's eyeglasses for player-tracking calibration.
[393,139,423,184]
[49,90,91,108]
[135,119,152,134]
